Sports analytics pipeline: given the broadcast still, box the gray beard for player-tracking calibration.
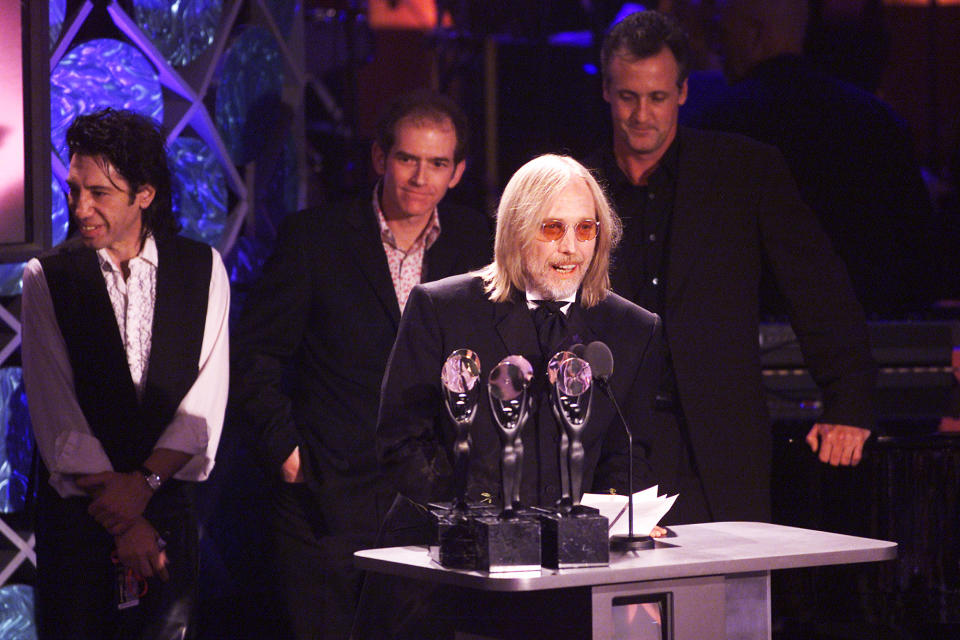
[523,267,583,301]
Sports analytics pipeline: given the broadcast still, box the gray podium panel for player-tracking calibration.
[355,522,896,639]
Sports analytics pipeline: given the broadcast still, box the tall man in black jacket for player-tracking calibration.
[233,90,492,639]
[586,11,876,524]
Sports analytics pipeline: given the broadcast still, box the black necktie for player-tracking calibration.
[532,300,567,357]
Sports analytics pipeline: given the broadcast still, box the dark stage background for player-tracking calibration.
[0,1,958,638]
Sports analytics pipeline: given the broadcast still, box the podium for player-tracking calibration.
[354,521,896,640]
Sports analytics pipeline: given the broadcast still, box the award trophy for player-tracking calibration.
[540,354,610,568]
[547,350,578,513]
[471,355,541,572]
[441,348,482,514]
[431,349,487,569]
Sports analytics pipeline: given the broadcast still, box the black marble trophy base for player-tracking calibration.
[472,514,541,572]
[428,503,497,570]
[538,507,610,569]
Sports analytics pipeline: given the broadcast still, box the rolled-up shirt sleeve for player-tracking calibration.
[22,258,113,497]
[154,248,230,481]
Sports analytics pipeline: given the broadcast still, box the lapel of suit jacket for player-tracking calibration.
[665,129,719,313]
[425,205,458,282]
[493,296,541,364]
[565,301,601,350]
[345,199,402,328]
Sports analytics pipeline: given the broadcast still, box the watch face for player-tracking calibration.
[143,471,162,491]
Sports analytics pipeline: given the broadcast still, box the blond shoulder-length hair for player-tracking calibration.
[479,154,622,308]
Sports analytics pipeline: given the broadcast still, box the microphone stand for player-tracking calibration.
[590,366,655,551]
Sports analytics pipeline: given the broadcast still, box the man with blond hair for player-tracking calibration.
[377,153,665,518]
[359,154,667,638]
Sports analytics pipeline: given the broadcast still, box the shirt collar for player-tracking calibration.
[603,132,680,188]
[96,234,157,273]
[372,181,442,250]
[525,289,576,314]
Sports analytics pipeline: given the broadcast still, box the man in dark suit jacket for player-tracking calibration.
[585,11,876,524]
[362,154,665,639]
[232,91,492,639]
[377,159,665,508]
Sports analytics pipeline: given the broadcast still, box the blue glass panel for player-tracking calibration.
[132,0,223,68]
[224,235,273,294]
[223,133,296,294]
[49,0,66,51]
[273,133,298,226]
[0,264,25,298]
[51,175,70,246]
[50,38,163,166]
[266,0,297,37]
[0,585,35,640]
[214,27,283,165]
[170,137,227,246]
[0,178,69,296]
[0,368,31,514]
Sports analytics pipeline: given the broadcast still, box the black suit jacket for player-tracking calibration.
[233,198,492,535]
[375,274,665,509]
[590,127,877,522]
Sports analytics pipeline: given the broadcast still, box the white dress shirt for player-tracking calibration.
[21,235,231,497]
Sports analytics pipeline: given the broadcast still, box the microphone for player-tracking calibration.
[582,341,652,550]
[583,341,613,381]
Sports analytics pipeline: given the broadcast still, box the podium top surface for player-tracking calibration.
[354,521,897,592]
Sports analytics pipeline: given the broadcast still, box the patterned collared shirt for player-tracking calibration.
[97,235,159,399]
[372,183,442,311]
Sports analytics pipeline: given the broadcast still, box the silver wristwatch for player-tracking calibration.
[140,466,162,492]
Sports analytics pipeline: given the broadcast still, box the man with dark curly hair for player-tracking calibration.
[22,108,230,639]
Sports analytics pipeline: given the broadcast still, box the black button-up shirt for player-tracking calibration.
[587,140,681,410]
[590,139,679,316]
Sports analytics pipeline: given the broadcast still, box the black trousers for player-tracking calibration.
[271,481,389,640]
[652,408,713,526]
[35,480,198,640]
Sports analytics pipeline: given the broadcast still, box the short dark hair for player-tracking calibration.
[66,108,179,239]
[375,90,469,164]
[601,10,691,88]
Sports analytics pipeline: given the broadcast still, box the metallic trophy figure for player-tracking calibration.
[552,355,593,513]
[547,350,578,512]
[487,355,533,518]
[441,349,482,515]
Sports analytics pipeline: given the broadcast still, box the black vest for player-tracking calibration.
[39,234,212,472]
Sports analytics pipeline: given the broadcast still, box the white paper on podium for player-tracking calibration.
[580,486,678,538]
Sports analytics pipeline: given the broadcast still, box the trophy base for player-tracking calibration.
[428,503,497,570]
[538,507,610,569]
[472,515,541,572]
